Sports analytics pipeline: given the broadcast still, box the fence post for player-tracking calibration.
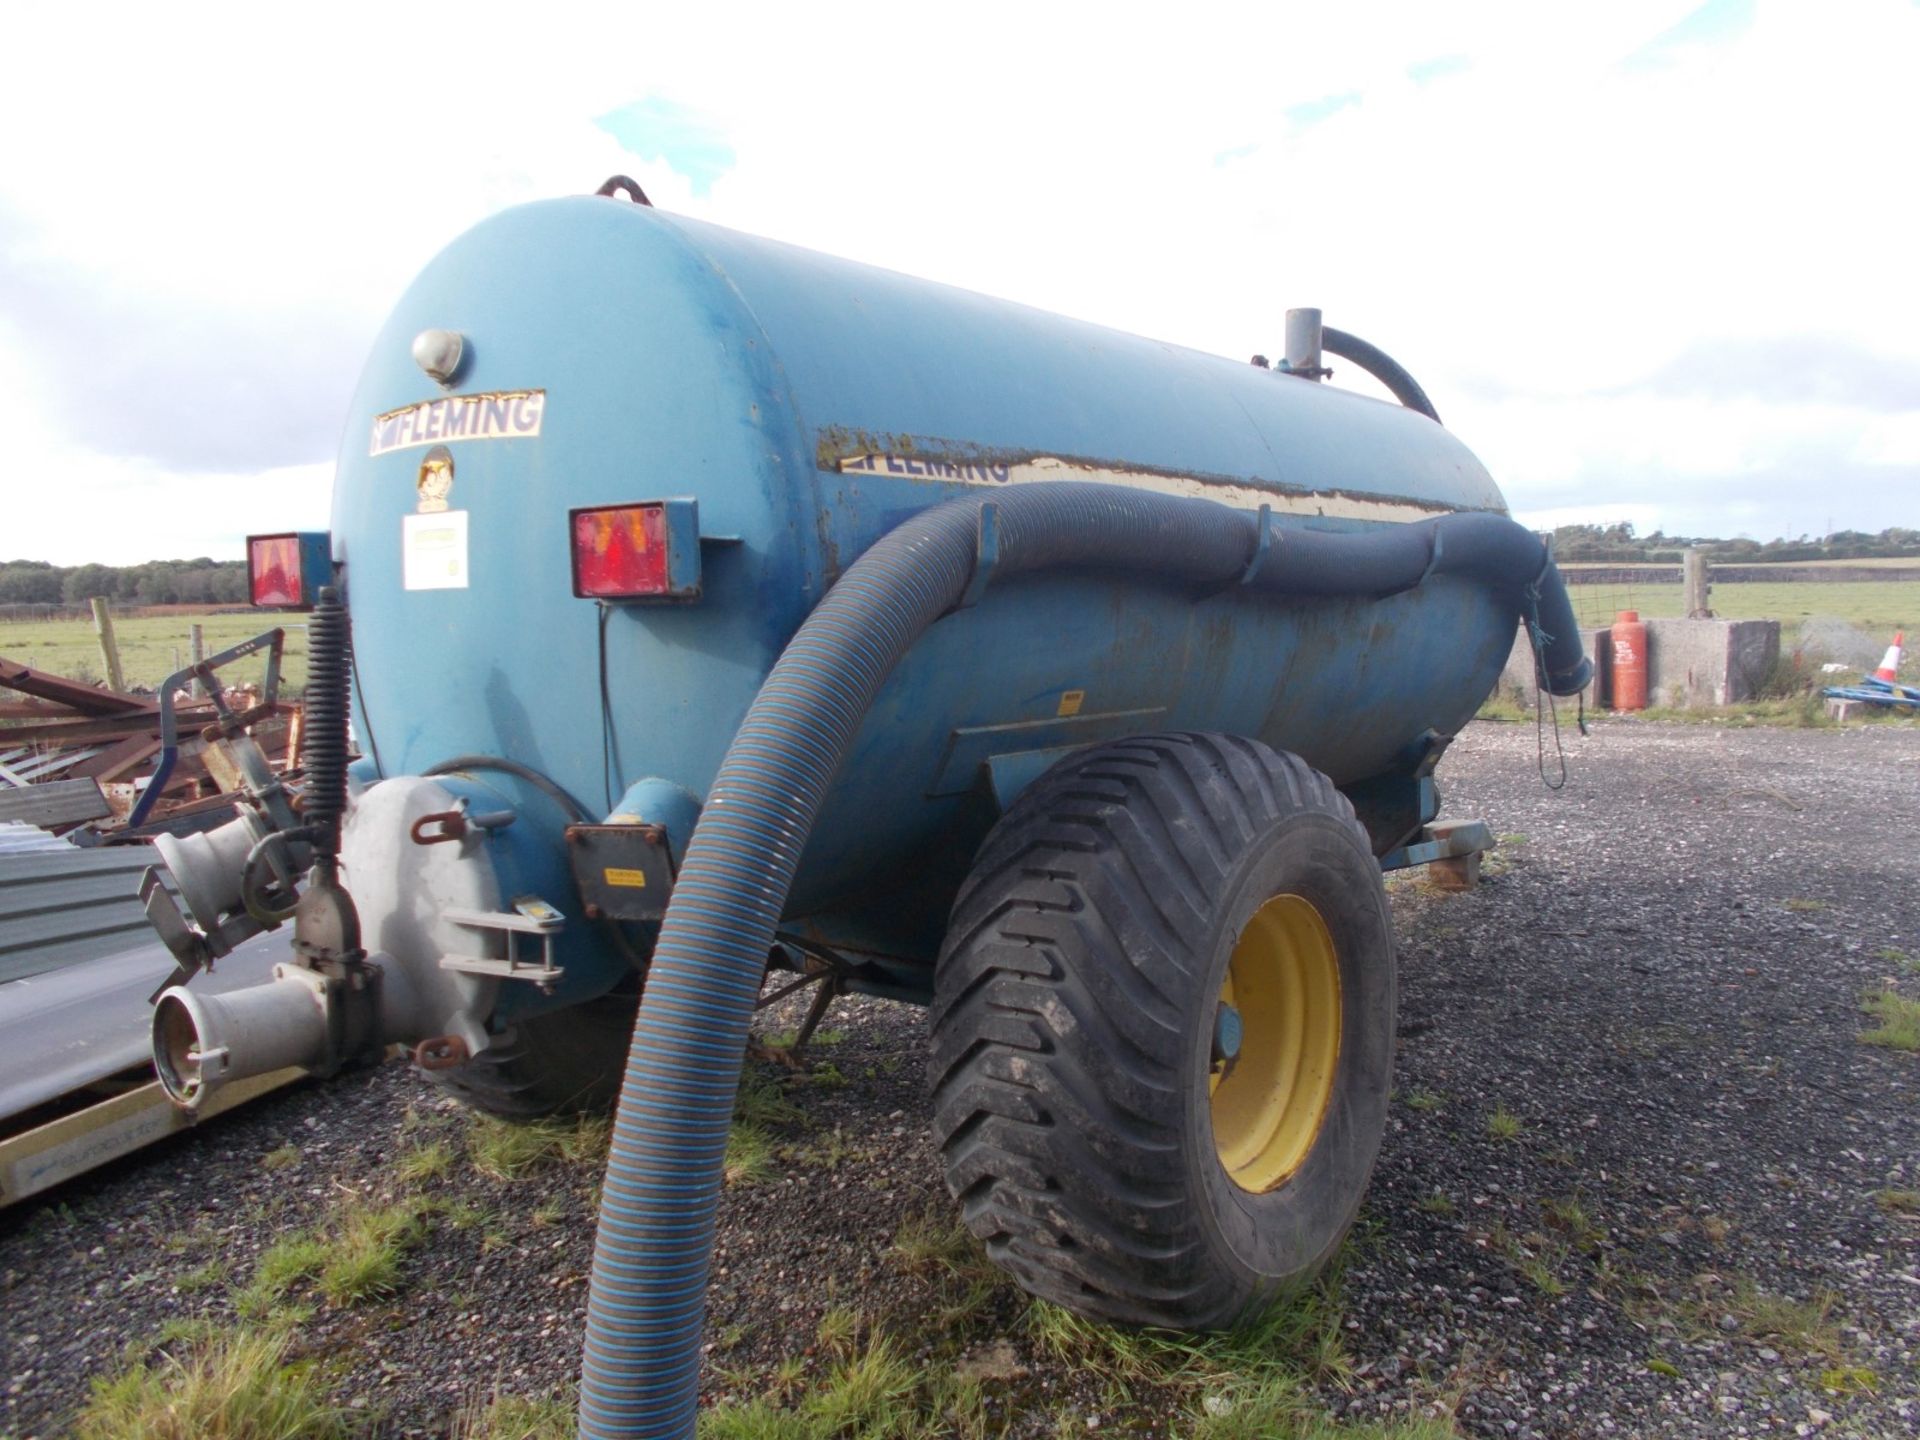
[1683,548,1712,619]
[89,596,126,692]
[189,623,206,698]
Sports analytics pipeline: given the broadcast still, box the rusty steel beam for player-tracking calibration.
[67,735,165,784]
[0,709,218,746]
[0,657,156,717]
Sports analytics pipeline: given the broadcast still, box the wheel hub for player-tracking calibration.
[1209,892,1342,1193]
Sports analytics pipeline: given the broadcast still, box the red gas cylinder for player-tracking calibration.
[1611,610,1649,711]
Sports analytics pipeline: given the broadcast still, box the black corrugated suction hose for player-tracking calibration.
[575,482,1588,1439]
[1321,326,1442,424]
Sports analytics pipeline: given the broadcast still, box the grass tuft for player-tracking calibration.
[724,1123,778,1188]
[396,1139,454,1185]
[468,1114,610,1180]
[317,1202,427,1304]
[259,1144,301,1172]
[1859,988,1920,1051]
[701,1331,921,1439]
[815,1304,864,1358]
[1872,1187,1920,1214]
[1287,1417,1460,1440]
[733,1070,807,1130]
[1486,1106,1523,1140]
[890,1210,994,1279]
[759,1027,846,1050]
[1027,1268,1352,1392]
[1543,1196,1605,1251]
[802,1333,918,1433]
[235,1238,329,1319]
[456,1389,576,1440]
[697,1397,811,1439]
[1695,1277,1845,1360]
[75,1327,348,1440]
[1819,1365,1879,1395]
[175,1258,230,1292]
[235,1201,428,1316]
[1189,1372,1310,1438]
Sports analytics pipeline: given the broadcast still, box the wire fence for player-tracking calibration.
[0,602,257,624]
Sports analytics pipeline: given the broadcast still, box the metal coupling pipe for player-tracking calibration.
[154,811,291,935]
[152,952,422,1109]
[1284,307,1326,379]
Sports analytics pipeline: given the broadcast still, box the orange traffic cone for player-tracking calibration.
[1872,631,1904,683]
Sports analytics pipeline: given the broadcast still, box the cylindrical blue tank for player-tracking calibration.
[334,196,1517,999]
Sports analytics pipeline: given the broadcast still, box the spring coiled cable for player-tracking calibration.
[302,585,353,871]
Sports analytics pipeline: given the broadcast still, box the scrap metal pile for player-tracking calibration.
[0,654,298,837]
[0,634,301,1206]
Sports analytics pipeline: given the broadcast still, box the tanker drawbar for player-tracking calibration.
[140,179,1589,1440]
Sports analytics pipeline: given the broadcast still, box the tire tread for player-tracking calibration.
[930,733,1374,1326]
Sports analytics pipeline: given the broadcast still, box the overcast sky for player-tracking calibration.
[3,0,1915,565]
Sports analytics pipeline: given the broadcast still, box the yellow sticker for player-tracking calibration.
[603,867,648,889]
[1057,689,1086,717]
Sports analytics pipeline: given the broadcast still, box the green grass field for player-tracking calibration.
[1567,581,1917,633]
[0,612,309,693]
[2,581,1914,698]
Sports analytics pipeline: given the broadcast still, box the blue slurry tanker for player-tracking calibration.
[139,179,1589,1438]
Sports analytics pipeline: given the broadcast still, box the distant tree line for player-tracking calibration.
[6,523,1916,602]
[0,557,250,607]
[1549,525,1920,564]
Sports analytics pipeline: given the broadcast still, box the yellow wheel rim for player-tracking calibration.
[1209,893,1342,1193]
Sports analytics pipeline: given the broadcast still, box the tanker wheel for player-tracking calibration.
[425,977,640,1119]
[930,732,1395,1328]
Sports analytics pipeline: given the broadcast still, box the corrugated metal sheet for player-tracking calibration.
[1,744,107,784]
[0,845,180,985]
[0,777,111,828]
[0,929,287,1126]
[0,821,72,857]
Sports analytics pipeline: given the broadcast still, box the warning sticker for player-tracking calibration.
[402,510,469,590]
[603,868,648,889]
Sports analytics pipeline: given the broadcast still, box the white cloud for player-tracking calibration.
[1,0,1915,560]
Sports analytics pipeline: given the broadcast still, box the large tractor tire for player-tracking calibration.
[425,979,640,1119]
[930,733,1396,1328]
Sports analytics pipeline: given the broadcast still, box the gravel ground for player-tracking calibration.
[2,717,1916,1438]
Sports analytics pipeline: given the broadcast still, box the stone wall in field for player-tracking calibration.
[1561,564,1920,585]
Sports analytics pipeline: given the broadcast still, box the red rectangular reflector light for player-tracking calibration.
[572,504,670,598]
[247,532,329,608]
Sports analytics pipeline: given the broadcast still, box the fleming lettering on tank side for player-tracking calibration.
[838,450,1452,525]
[369,391,546,457]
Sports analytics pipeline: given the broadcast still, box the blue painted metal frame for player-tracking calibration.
[1822,677,1919,708]
[127,630,285,829]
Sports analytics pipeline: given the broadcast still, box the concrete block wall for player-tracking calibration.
[1643,618,1780,707]
[1499,617,1780,710]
